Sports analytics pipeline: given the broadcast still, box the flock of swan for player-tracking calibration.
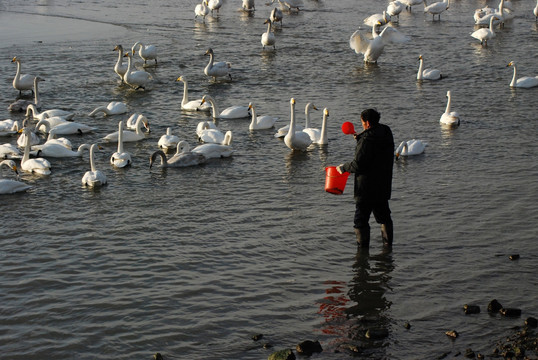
[1,0,537,195]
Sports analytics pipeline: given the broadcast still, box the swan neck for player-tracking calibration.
[34,78,40,105]
[445,94,452,113]
[510,64,516,87]
[249,106,257,125]
[117,122,124,152]
[288,102,296,135]
[417,58,424,80]
[89,145,96,172]
[36,119,51,133]
[22,130,31,163]
[320,112,328,144]
[305,106,311,128]
[207,97,219,118]
[266,21,272,33]
[182,80,189,105]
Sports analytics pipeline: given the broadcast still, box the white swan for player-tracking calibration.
[275,102,317,138]
[417,55,442,80]
[123,52,154,90]
[125,113,149,130]
[88,101,128,117]
[364,10,390,26]
[196,121,219,137]
[35,114,70,133]
[440,90,460,127]
[199,127,230,144]
[150,141,207,168]
[158,127,180,152]
[20,127,51,175]
[195,0,210,21]
[401,0,424,11]
[110,121,132,168]
[261,19,276,50]
[471,16,499,46]
[36,143,91,158]
[31,128,73,151]
[176,76,211,112]
[423,0,449,21]
[192,131,233,159]
[395,139,427,159]
[242,0,255,11]
[507,61,538,88]
[303,108,329,145]
[35,118,96,135]
[113,44,128,83]
[11,56,35,95]
[350,22,410,64]
[0,143,21,159]
[8,76,44,112]
[0,160,31,194]
[204,48,232,81]
[102,115,149,142]
[208,0,223,15]
[82,144,107,187]
[132,41,157,65]
[248,103,278,130]
[201,95,250,119]
[270,7,283,27]
[475,0,511,26]
[0,119,20,136]
[284,98,312,151]
[25,104,74,121]
[16,121,40,147]
[387,1,405,21]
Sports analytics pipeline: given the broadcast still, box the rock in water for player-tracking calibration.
[488,299,503,313]
[500,308,522,317]
[296,340,322,356]
[463,304,481,314]
[268,349,296,360]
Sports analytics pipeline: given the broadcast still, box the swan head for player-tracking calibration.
[264,18,272,25]
[324,108,329,117]
[113,45,123,52]
[418,54,424,60]
[205,48,214,56]
[11,57,19,63]
[248,102,254,110]
[123,52,132,58]
[446,90,451,98]
[506,61,515,68]
[176,76,185,82]
[290,98,296,105]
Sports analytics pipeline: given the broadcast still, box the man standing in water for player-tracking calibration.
[337,108,394,249]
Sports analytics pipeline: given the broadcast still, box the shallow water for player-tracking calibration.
[1,0,537,359]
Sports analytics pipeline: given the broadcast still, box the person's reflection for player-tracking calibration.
[345,248,394,356]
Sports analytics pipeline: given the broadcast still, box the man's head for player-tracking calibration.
[360,108,380,130]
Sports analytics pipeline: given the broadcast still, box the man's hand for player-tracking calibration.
[336,164,344,174]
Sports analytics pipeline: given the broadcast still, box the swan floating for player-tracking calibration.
[387,1,405,21]
[102,114,149,142]
[25,104,74,121]
[275,102,317,138]
[11,56,35,96]
[284,98,312,151]
[0,143,21,159]
[350,22,410,64]
[506,61,538,88]
[195,0,210,21]
[113,45,128,83]
[0,119,20,136]
[31,128,73,152]
[192,131,233,159]
[424,0,450,21]
[158,127,180,153]
[208,0,223,15]
[35,114,70,133]
[201,95,250,119]
[36,143,91,158]
[261,19,276,50]
[176,76,211,112]
[35,118,96,135]
[82,144,107,187]
[88,101,128,117]
[123,52,154,90]
[248,103,278,130]
[110,121,132,168]
[417,55,442,80]
[0,160,31,194]
[196,121,219,138]
[204,48,232,81]
[8,76,44,112]
[125,113,149,130]
[270,7,283,27]
[440,90,460,127]
[20,127,51,175]
[150,141,207,168]
[303,108,329,145]
[471,16,499,46]
[199,127,228,144]
[17,122,40,147]
[132,41,157,66]
[395,139,427,159]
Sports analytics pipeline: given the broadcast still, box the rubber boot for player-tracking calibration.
[354,227,370,248]
[381,223,393,248]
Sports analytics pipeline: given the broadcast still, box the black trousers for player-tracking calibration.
[354,199,392,230]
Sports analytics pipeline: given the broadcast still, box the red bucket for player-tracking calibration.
[325,166,350,195]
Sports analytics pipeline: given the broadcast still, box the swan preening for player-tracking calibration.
[26,104,74,121]
[150,141,207,168]
[284,98,313,151]
[113,45,128,82]
[200,95,250,119]
[110,121,132,168]
[11,57,35,96]
[20,127,52,175]
[350,22,410,64]
[158,127,180,152]
[204,48,232,81]
[303,108,329,145]
[471,16,499,46]
[417,55,442,80]
[195,0,210,21]
[176,76,211,112]
[261,19,276,50]
[88,101,128,117]
[192,132,233,159]
[132,41,157,65]
[507,61,538,88]
[0,160,31,194]
[8,76,44,112]
[423,0,450,21]
[395,139,427,159]
[123,52,154,90]
[82,144,107,187]
[440,90,460,127]
[248,103,278,130]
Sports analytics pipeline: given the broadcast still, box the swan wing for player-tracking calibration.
[379,26,410,44]
[219,106,250,119]
[349,30,371,55]
[0,179,31,194]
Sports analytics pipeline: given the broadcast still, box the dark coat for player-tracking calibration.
[342,123,394,202]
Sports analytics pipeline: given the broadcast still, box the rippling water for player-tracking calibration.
[1,0,537,359]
